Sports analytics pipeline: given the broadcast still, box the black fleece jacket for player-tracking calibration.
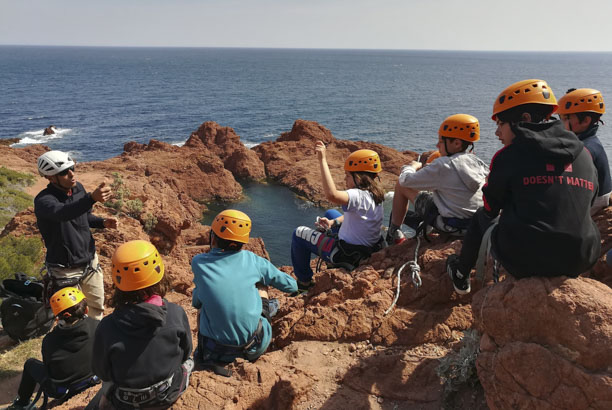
[92,300,192,389]
[484,120,600,277]
[42,316,99,386]
[34,182,104,267]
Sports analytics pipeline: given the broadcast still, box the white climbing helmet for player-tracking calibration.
[37,150,75,176]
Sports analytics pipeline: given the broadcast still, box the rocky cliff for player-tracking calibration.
[1,120,611,410]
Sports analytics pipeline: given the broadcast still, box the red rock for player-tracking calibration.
[253,119,419,205]
[473,276,612,409]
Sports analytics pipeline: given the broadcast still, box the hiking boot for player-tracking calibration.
[6,399,36,410]
[385,229,406,245]
[261,297,280,320]
[291,280,315,296]
[446,254,470,295]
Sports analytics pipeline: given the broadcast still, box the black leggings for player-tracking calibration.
[458,207,498,276]
[16,358,48,405]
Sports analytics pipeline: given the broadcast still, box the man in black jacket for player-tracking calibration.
[35,150,117,320]
[447,79,601,294]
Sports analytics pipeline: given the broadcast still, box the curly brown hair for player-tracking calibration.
[109,275,171,307]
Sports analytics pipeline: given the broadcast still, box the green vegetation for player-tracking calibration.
[0,167,35,228]
[0,236,44,282]
[143,213,158,233]
[437,329,481,400]
[0,337,43,380]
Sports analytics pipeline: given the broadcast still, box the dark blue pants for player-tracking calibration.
[291,210,342,282]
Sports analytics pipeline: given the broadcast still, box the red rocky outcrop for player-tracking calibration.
[186,121,266,181]
[253,119,419,205]
[473,276,612,410]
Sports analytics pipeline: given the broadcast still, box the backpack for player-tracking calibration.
[0,273,55,341]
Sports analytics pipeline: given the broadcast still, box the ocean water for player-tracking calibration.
[1,46,611,264]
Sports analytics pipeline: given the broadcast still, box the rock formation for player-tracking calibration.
[253,119,419,205]
[1,120,611,409]
[42,125,56,136]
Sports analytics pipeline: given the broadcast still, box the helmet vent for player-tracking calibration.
[514,90,520,94]
[373,163,378,169]
[600,103,604,109]
[144,261,148,265]
[499,96,505,104]
[524,88,531,93]
[116,275,122,284]
[134,268,140,272]
[239,224,243,227]
[542,90,550,99]
[123,267,128,271]
[155,266,161,273]
[565,102,572,109]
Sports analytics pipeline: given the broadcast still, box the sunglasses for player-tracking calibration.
[57,166,75,176]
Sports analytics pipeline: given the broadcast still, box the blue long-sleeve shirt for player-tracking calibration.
[191,249,297,352]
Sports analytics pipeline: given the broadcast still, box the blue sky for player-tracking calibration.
[1,0,611,51]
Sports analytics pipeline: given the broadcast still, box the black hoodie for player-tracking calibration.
[92,300,192,390]
[483,120,600,277]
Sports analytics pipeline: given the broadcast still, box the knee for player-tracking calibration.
[324,209,342,220]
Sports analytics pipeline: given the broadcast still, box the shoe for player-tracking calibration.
[267,298,280,317]
[385,228,406,245]
[446,254,471,295]
[6,399,35,410]
[291,280,315,296]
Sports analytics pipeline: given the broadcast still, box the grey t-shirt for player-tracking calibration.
[399,151,489,219]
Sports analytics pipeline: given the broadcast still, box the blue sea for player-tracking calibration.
[1,46,611,265]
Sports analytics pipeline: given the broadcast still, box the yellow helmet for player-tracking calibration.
[492,79,558,120]
[344,149,382,173]
[426,151,441,164]
[438,114,480,143]
[50,287,85,316]
[211,209,251,244]
[557,88,605,115]
[111,240,164,291]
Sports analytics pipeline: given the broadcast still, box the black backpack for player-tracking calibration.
[1,273,55,341]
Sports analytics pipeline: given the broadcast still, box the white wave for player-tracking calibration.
[262,133,276,139]
[13,127,72,146]
[171,140,185,147]
[243,140,259,148]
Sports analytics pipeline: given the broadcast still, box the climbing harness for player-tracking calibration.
[384,236,422,315]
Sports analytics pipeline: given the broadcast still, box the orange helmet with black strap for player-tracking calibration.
[492,79,558,121]
[438,114,480,143]
[49,287,85,316]
[344,149,382,174]
[111,240,164,291]
[557,88,605,115]
[211,209,251,244]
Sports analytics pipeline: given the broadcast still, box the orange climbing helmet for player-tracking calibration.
[426,151,441,164]
[211,209,251,244]
[344,149,382,174]
[557,88,605,115]
[492,79,558,120]
[111,240,164,291]
[49,287,85,316]
[438,114,480,143]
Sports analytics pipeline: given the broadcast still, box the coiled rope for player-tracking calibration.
[384,236,422,315]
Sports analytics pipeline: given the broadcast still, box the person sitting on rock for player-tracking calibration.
[8,287,99,410]
[557,88,610,215]
[89,240,193,409]
[291,143,386,293]
[191,209,297,376]
[387,114,489,244]
[447,79,601,295]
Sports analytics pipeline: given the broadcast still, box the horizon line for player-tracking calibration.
[1,44,611,53]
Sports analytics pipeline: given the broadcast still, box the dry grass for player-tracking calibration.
[0,336,43,380]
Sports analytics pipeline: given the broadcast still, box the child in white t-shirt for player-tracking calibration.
[290,142,385,293]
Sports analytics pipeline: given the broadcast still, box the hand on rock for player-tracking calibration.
[104,218,118,229]
[92,181,112,203]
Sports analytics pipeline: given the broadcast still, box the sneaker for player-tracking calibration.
[385,229,406,245]
[446,254,471,295]
[6,399,35,410]
[291,280,315,296]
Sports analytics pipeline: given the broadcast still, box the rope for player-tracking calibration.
[384,236,422,315]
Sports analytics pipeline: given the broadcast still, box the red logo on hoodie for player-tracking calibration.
[546,164,554,172]
[564,163,573,173]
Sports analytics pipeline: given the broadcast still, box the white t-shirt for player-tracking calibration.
[338,189,384,247]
